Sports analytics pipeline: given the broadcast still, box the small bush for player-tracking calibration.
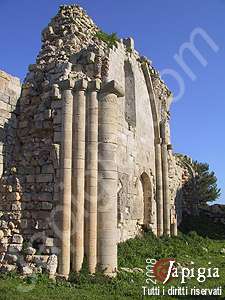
[95,31,119,48]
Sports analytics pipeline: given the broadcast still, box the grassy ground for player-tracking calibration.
[0,215,225,300]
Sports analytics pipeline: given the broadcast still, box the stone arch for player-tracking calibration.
[142,63,163,236]
[124,60,136,128]
[140,172,152,225]
[135,172,152,226]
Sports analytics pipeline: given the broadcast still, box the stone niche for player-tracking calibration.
[0,5,184,277]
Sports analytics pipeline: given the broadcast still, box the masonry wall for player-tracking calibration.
[107,46,157,242]
[0,5,184,276]
[0,71,21,176]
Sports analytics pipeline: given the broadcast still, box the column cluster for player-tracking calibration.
[58,79,124,278]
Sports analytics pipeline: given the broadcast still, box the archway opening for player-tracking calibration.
[140,172,152,225]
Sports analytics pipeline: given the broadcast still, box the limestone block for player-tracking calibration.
[26,175,35,183]
[0,252,5,262]
[44,237,55,247]
[0,264,17,273]
[25,247,36,255]
[25,255,33,263]
[54,132,61,143]
[11,202,22,211]
[8,244,22,253]
[0,92,10,104]
[46,254,58,275]
[22,265,33,275]
[42,164,54,174]
[53,111,62,125]
[100,80,124,98]
[58,79,75,91]
[87,52,96,64]
[51,101,62,110]
[0,220,8,229]
[0,244,8,252]
[123,37,135,50]
[20,219,28,229]
[37,192,52,202]
[12,234,23,244]
[5,254,18,264]
[3,228,12,237]
[33,255,49,267]
[41,202,53,210]
[51,84,61,99]
[36,174,53,183]
[74,78,88,91]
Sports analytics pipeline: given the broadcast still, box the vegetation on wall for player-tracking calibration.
[95,31,119,48]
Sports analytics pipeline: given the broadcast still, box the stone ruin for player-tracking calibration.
[0,5,187,278]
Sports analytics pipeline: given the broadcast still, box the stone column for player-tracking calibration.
[161,122,170,236]
[155,139,164,236]
[171,220,178,236]
[58,79,75,277]
[170,206,178,236]
[71,79,88,272]
[98,81,124,276]
[85,79,101,273]
[140,62,164,237]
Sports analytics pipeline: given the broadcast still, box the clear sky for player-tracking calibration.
[0,0,224,203]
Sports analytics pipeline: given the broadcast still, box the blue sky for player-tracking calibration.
[0,0,224,203]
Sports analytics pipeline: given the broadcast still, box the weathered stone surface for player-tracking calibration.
[0,264,17,272]
[0,4,184,277]
[22,265,33,275]
[5,253,18,264]
[46,254,58,275]
[0,230,4,240]
[12,234,23,244]
[8,244,22,253]
[25,247,36,255]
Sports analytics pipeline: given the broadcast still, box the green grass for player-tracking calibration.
[0,216,225,300]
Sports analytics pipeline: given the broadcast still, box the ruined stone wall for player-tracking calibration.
[0,5,185,276]
[106,46,156,241]
[168,153,200,226]
[168,152,185,226]
[0,71,21,176]
[0,5,99,275]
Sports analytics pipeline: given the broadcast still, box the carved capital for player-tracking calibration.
[51,84,61,99]
[74,79,88,92]
[88,79,101,92]
[59,79,75,91]
[100,80,124,98]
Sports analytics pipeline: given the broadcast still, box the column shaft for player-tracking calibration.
[58,80,74,277]
[171,222,178,236]
[85,80,101,273]
[160,121,170,236]
[71,79,87,272]
[97,81,124,276]
[162,143,170,235]
[155,141,164,236]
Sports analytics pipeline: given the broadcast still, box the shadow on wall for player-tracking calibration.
[0,91,61,257]
[124,60,136,129]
